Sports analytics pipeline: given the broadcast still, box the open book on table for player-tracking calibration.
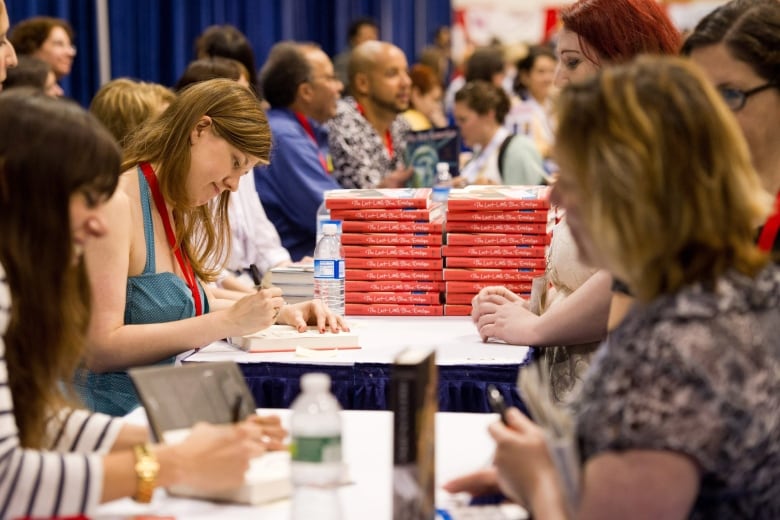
[228,324,360,353]
[128,362,292,505]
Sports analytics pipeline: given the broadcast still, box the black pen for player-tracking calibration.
[232,395,243,423]
[249,263,263,288]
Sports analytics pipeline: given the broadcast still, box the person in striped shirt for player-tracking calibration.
[0,78,282,517]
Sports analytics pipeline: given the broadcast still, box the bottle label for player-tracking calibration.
[291,435,342,463]
[314,259,344,280]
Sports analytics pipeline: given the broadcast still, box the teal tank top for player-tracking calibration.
[75,168,209,416]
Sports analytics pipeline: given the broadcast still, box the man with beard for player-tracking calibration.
[329,41,413,189]
[256,42,344,260]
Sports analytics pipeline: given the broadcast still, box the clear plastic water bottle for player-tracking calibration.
[290,373,343,520]
[431,161,452,202]
[315,200,331,245]
[313,222,345,316]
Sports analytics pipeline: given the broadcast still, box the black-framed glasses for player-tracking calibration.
[717,82,776,111]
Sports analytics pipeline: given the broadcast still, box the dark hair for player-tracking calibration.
[561,0,681,65]
[194,25,259,95]
[0,90,121,448]
[259,41,312,108]
[465,46,505,83]
[175,56,246,92]
[455,80,510,124]
[347,17,378,44]
[2,55,50,90]
[681,0,779,84]
[513,45,556,98]
[9,16,75,55]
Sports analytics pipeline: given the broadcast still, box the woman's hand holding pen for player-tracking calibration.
[225,286,286,335]
[158,422,265,491]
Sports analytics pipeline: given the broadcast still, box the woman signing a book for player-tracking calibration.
[77,78,346,416]
[0,86,285,516]
[468,57,780,518]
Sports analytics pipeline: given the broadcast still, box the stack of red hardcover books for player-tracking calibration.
[441,186,553,316]
[325,188,446,316]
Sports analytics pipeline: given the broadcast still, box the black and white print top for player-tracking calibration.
[328,97,410,189]
[0,262,123,517]
[575,264,780,518]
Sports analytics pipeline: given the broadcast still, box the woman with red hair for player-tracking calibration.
[471,0,681,404]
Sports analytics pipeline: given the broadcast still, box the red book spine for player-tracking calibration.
[445,257,547,269]
[444,304,472,316]
[446,198,550,211]
[346,280,445,292]
[443,268,544,282]
[446,210,550,222]
[445,233,551,246]
[324,189,432,210]
[343,246,443,259]
[346,303,443,316]
[346,257,444,269]
[445,292,530,305]
[441,245,546,258]
[346,291,442,304]
[341,220,444,233]
[330,207,443,221]
[346,269,444,281]
[445,281,533,293]
[341,233,443,246]
[445,221,548,234]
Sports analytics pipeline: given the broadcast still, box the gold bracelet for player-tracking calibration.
[132,443,159,503]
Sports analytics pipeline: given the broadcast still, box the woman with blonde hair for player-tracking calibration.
[472,55,779,518]
[89,78,175,147]
[79,78,344,416]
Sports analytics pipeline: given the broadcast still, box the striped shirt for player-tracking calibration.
[0,262,123,517]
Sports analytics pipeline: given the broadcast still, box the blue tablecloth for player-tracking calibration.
[236,357,533,414]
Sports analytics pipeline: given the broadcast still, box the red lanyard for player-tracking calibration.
[758,191,780,252]
[140,162,203,316]
[294,112,331,174]
[355,102,394,157]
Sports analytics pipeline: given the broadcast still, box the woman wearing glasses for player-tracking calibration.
[684,0,780,255]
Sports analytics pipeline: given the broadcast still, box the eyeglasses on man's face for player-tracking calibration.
[717,82,776,111]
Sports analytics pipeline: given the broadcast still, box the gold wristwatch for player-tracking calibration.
[133,443,159,503]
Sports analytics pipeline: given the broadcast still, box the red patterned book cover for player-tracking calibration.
[329,206,445,221]
[441,245,546,258]
[346,291,442,305]
[341,233,443,246]
[346,257,444,270]
[445,233,551,246]
[446,209,550,223]
[446,185,551,211]
[445,256,547,269]
[346,280,445,292]
[324,188,432,210]
[443,268,545,282]
[343,246,443,259]
[444,221,548,234]
[346,304,443,316]
[341,220,444,233]
[346,269,444,281]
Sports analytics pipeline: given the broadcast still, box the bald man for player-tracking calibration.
[328,41,414,189]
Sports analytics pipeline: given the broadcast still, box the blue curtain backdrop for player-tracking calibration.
[6,0,451,107]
